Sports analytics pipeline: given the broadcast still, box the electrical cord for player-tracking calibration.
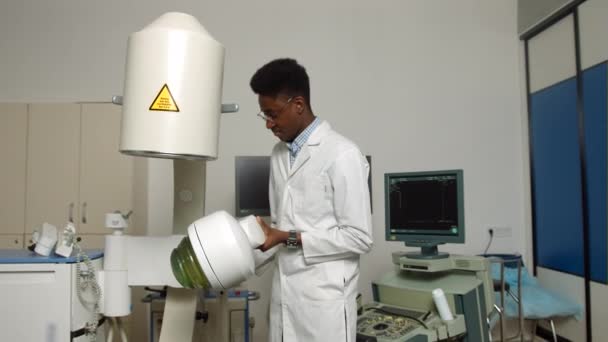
[73,239,103,341]
[484,229,494,255]
[71,317,105,339]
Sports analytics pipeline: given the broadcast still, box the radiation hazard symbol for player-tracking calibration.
[149,84,180,112]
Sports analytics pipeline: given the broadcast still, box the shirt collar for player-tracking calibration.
[286,117,321,157]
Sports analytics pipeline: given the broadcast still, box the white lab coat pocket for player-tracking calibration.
[295,174,332,226]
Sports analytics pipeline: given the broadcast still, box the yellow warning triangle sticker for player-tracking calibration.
[149,84,180,112]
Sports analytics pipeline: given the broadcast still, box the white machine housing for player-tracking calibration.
[188,211,265,289]
[100,211,265,317]
[120,12,225,160]
[107,11,255,342]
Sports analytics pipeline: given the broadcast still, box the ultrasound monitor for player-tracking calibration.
[384,169,464,259]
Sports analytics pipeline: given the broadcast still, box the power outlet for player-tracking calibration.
[489,226,512,238]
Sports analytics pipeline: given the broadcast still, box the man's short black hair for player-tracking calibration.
[250,58,310,105]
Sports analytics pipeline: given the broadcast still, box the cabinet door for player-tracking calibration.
[26,104,80,234]
[79,103,133,234]
[75,234,105,249]
[0,235,24,249]
[0,104,27,234]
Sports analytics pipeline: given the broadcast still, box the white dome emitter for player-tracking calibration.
[171,211,262,289]
[120,12,225,160]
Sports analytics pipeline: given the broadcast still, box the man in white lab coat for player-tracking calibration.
[250,58,373,342]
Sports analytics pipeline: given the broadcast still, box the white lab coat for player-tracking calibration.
[260,120,373,342]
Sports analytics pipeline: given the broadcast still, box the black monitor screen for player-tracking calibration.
[389,176,457,231]
[235,156,271,217]
[385,170,464,243]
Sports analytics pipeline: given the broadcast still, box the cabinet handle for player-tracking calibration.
[82,202,87,224]
[68,202,74,223]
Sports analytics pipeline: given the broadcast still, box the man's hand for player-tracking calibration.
[256,216,288,252]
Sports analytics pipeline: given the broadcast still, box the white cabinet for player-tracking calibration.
[79,103,133,234]
[0,102,134,246]
[0,251,105,341]
[76,234,107,249]
[0,235,24,249]
[0,104,28,235]
[26,103,81,234]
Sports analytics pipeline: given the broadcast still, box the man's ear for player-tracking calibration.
[294,96,305,113]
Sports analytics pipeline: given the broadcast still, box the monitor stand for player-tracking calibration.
[404,241,449,259]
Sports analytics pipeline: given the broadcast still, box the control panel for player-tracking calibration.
[357,304,429,341]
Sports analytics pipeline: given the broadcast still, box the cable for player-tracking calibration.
[484,229,494,255]
[71,317,105,338]
[73,240,103,341]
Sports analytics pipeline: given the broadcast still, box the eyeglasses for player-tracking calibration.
[257,97,293,123]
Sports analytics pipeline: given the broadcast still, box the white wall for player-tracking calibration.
[0,1,526,341]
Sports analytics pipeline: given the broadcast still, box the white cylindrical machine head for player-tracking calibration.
[186,211,256,289]
[120,12,225,160]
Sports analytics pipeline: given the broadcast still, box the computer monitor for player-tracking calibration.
[384,169,464,259]
[235,156,271,217]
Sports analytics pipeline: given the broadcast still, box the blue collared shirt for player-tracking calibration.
[286,117,320,166]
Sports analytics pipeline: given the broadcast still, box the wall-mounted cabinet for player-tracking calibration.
[0,102,133,249]
[79,103,133,235]
[0,104,28,240]
[26,103,81,235]
[0,235,25,249]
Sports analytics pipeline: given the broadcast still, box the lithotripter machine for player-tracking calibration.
[357,254,493,342]
[0,12,266,342]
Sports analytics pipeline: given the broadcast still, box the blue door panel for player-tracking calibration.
[531,79,585,276]
[582,63,608,284]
